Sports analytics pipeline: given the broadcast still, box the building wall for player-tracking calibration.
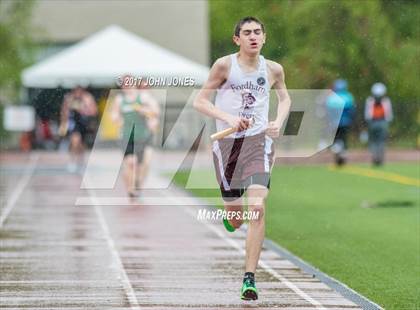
[30,0,209,66]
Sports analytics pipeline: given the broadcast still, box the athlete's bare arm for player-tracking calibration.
[266,60,291,138]
[58,94,71,136]
[143,92,160,117]
[194,56,251,131]
[137,91,160,119]
[141,91,160,133]
[60,95,70,125]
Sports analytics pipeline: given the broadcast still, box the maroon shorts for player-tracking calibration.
[212,132,275,201]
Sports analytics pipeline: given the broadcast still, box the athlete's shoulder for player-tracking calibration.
[212,55,232,71]
[207,55,232,83]
[265,59,284,76]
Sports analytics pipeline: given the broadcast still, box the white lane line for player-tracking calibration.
[0,153,39,228]
[181,205,326,309]
[88,189,141,310]
[0,280,119,284]
[150,175,325,308]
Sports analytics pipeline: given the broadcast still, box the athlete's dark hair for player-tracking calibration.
[234,16,265,37]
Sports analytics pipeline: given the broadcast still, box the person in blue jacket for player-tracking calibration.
[326,79,355,166]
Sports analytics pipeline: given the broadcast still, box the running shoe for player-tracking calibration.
[241,278,258,300]
[223,217,235,232]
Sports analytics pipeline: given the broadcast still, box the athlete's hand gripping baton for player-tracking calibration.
[210,127,237,141]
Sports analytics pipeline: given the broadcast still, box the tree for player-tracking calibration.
[209,0,419,142]
[0,0,36,101]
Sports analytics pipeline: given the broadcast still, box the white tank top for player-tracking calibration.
[215,53,270,138]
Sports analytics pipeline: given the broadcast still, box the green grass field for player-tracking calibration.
[172,163,419,309]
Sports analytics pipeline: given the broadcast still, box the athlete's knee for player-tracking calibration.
[142,147,153,165]
[248,184,269,198]
[70,133,82,148]
[249,203,265,222]
[124,155,137,168]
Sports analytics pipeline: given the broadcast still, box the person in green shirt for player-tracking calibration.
[112,76,160,199]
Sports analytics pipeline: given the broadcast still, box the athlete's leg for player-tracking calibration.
[223,197,244,229]
[69,132,83,155]
[123,154,138,196]
[68,132,84,171]
[245,184,268,273]
[136,146,152,189]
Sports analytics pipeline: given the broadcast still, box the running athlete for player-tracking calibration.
[59,86,97,172]
[112,76,160,199]
[194,16,291,300]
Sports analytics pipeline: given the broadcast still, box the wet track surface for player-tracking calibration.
[0,151,371,309]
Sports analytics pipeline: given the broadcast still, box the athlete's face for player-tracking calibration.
[233,22,266,54]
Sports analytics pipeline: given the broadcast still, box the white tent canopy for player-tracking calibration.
[22,25,209,88]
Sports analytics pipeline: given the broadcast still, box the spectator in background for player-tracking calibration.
[326,79,355,166]
[365,82,393,166]
[59,86,98,173]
